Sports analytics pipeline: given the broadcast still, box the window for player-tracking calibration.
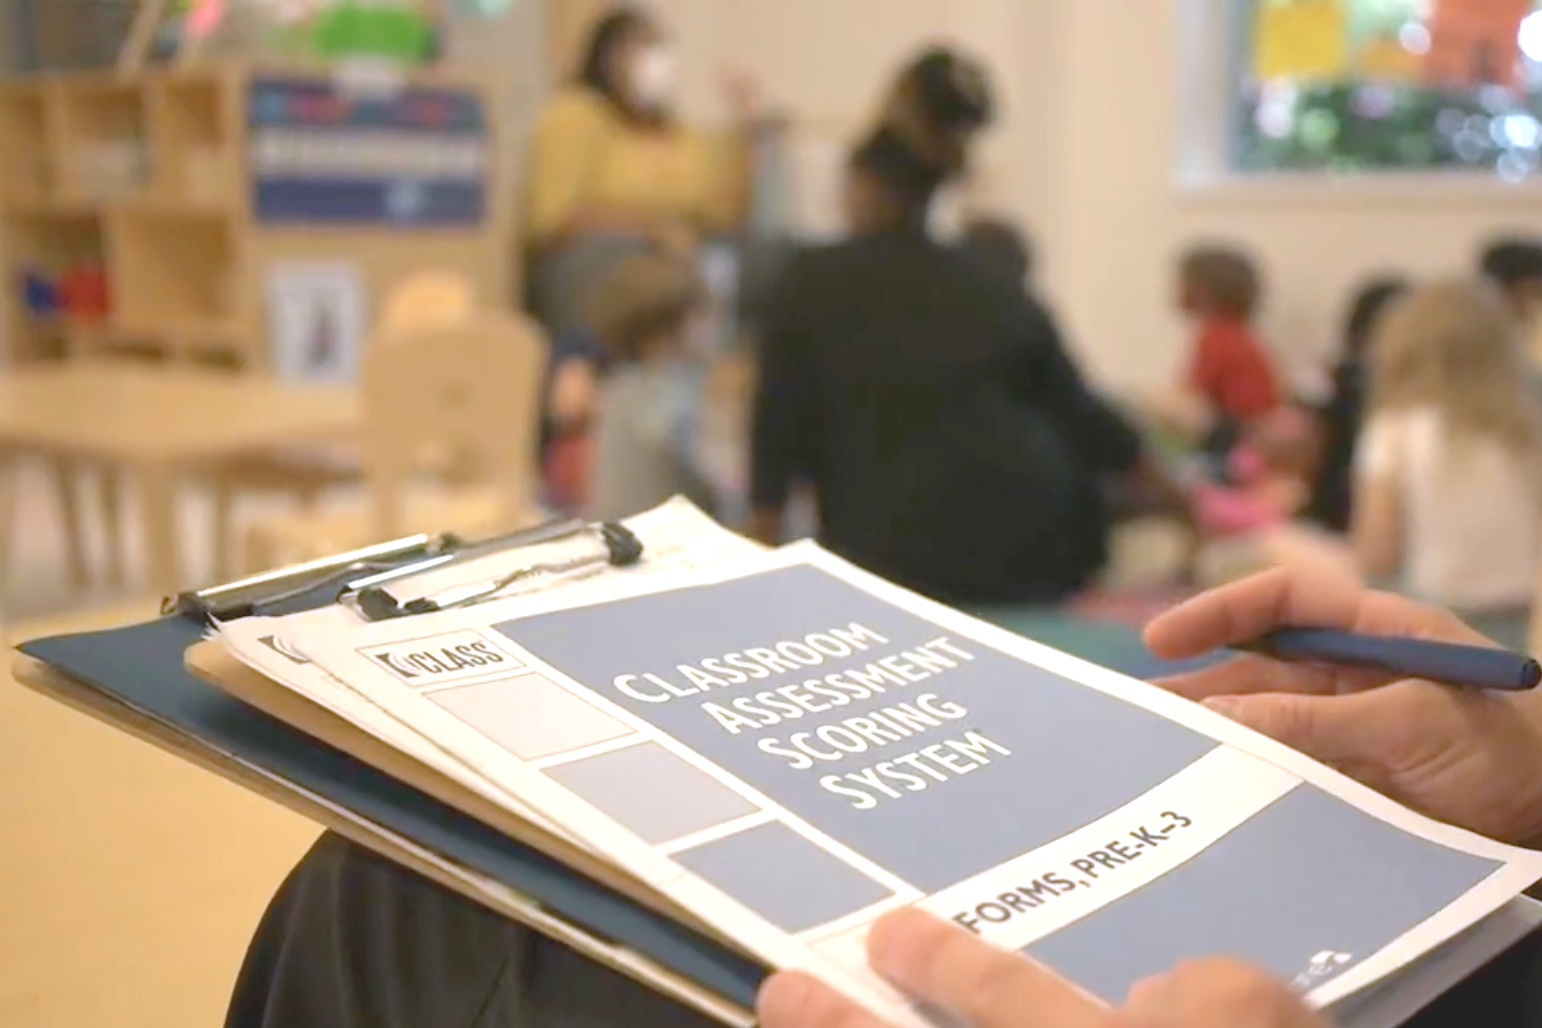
[1233,0,1542,178]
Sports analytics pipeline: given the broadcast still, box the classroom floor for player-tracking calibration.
[0,460,321,1028]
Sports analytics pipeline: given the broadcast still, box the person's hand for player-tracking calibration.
[1145,566,1542,845]
[758,909,1327,1028]
[1124,958,1329,1028]
[548,359,598,430]
[745,507,781,547]
[1140,387,1212,443]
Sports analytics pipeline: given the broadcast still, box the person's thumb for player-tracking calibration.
[1203,691,1371,768]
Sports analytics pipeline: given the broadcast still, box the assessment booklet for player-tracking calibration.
[213,509,1542,1026]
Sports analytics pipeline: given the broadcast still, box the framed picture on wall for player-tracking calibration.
[266,260,368,383]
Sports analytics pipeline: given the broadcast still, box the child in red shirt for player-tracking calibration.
[1178,244,1282,435]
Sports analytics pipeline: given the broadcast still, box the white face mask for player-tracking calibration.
[630,46,676,107]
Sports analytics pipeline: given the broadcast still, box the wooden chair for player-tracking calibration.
[204,270,482,580]
[379,269,477,333]
[241,310,550,573]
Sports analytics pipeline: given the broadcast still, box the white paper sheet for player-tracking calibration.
[265,538,1542,1026]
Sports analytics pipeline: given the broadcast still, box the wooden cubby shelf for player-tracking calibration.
[0,62,510,372]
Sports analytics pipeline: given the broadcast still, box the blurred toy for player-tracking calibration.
[59,263,111,322]
[312,0,433,65]
[1191,404,1317,537]
[184,0,229,39]
[19,270,60,319]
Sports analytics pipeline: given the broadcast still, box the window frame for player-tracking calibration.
[1174,0,1542,203]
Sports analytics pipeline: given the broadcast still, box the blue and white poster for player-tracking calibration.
[248,76,489,226]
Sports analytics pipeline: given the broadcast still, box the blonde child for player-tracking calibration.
[1355,279,1542,649]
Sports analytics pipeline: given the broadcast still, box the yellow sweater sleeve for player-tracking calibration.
[525,91,610,246]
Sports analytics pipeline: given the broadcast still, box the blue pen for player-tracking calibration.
[1239,627,1542,692]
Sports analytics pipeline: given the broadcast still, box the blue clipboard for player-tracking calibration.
[15,523,1215,1019]
[17,524,769,1015]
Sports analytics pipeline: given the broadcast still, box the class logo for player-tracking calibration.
[1292,950,1354,990]
[259,634,311,665]
[360,630,524,686]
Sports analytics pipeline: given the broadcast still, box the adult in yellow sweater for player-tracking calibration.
[525,5,756,336]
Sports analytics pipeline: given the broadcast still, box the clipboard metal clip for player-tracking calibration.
[166,517,646,624]
[165,534,442,621]
[347,521,644,621]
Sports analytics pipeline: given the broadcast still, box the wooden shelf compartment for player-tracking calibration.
[148,73,235,207]
[0,83,53,203]
[56,78,151,203]
[65,318,250,364]
[107,208,240,332]
[2,208,107,278]
[1,209,108,362]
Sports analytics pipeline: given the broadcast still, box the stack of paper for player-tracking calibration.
[191,498,1542,1028]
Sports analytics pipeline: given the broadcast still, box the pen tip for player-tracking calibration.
[1522,658,1542,691]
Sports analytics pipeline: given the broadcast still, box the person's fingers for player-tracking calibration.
[1156,652,1397,702]
[1202,689,1422,783]
[1145,568,1363,658]
[1145,567,1485,659]
[1123,959,1327,1028]
[1354,590,1492,645]
[757,971,894,1028]
[1122,972,1176,1016]
[867,909,1108,1028]
[1154,654,1349,703]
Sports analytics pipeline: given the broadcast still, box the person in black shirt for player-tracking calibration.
[748,70,1152,604]
[1302,275,1407,533]
[959,216,1034,285]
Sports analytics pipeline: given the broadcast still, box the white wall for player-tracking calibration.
[649,0,1048,236]
[656,0,1542,389]
[443,0,547,222]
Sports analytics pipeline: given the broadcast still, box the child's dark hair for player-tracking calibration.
[1480,238,1542,288]
[1341,275,1409,360]
[590,251,705,362]
[1181,244,1261,321]
[960,217,1033,283]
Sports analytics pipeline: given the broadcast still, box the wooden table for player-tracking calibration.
[0,364,361,596]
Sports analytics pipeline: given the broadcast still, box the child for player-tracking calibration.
[1171,244,1282,454]
[1355,279,1542,649]
[959,216,1034,286]
[585,250,717,521]
[539,328,605,514]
